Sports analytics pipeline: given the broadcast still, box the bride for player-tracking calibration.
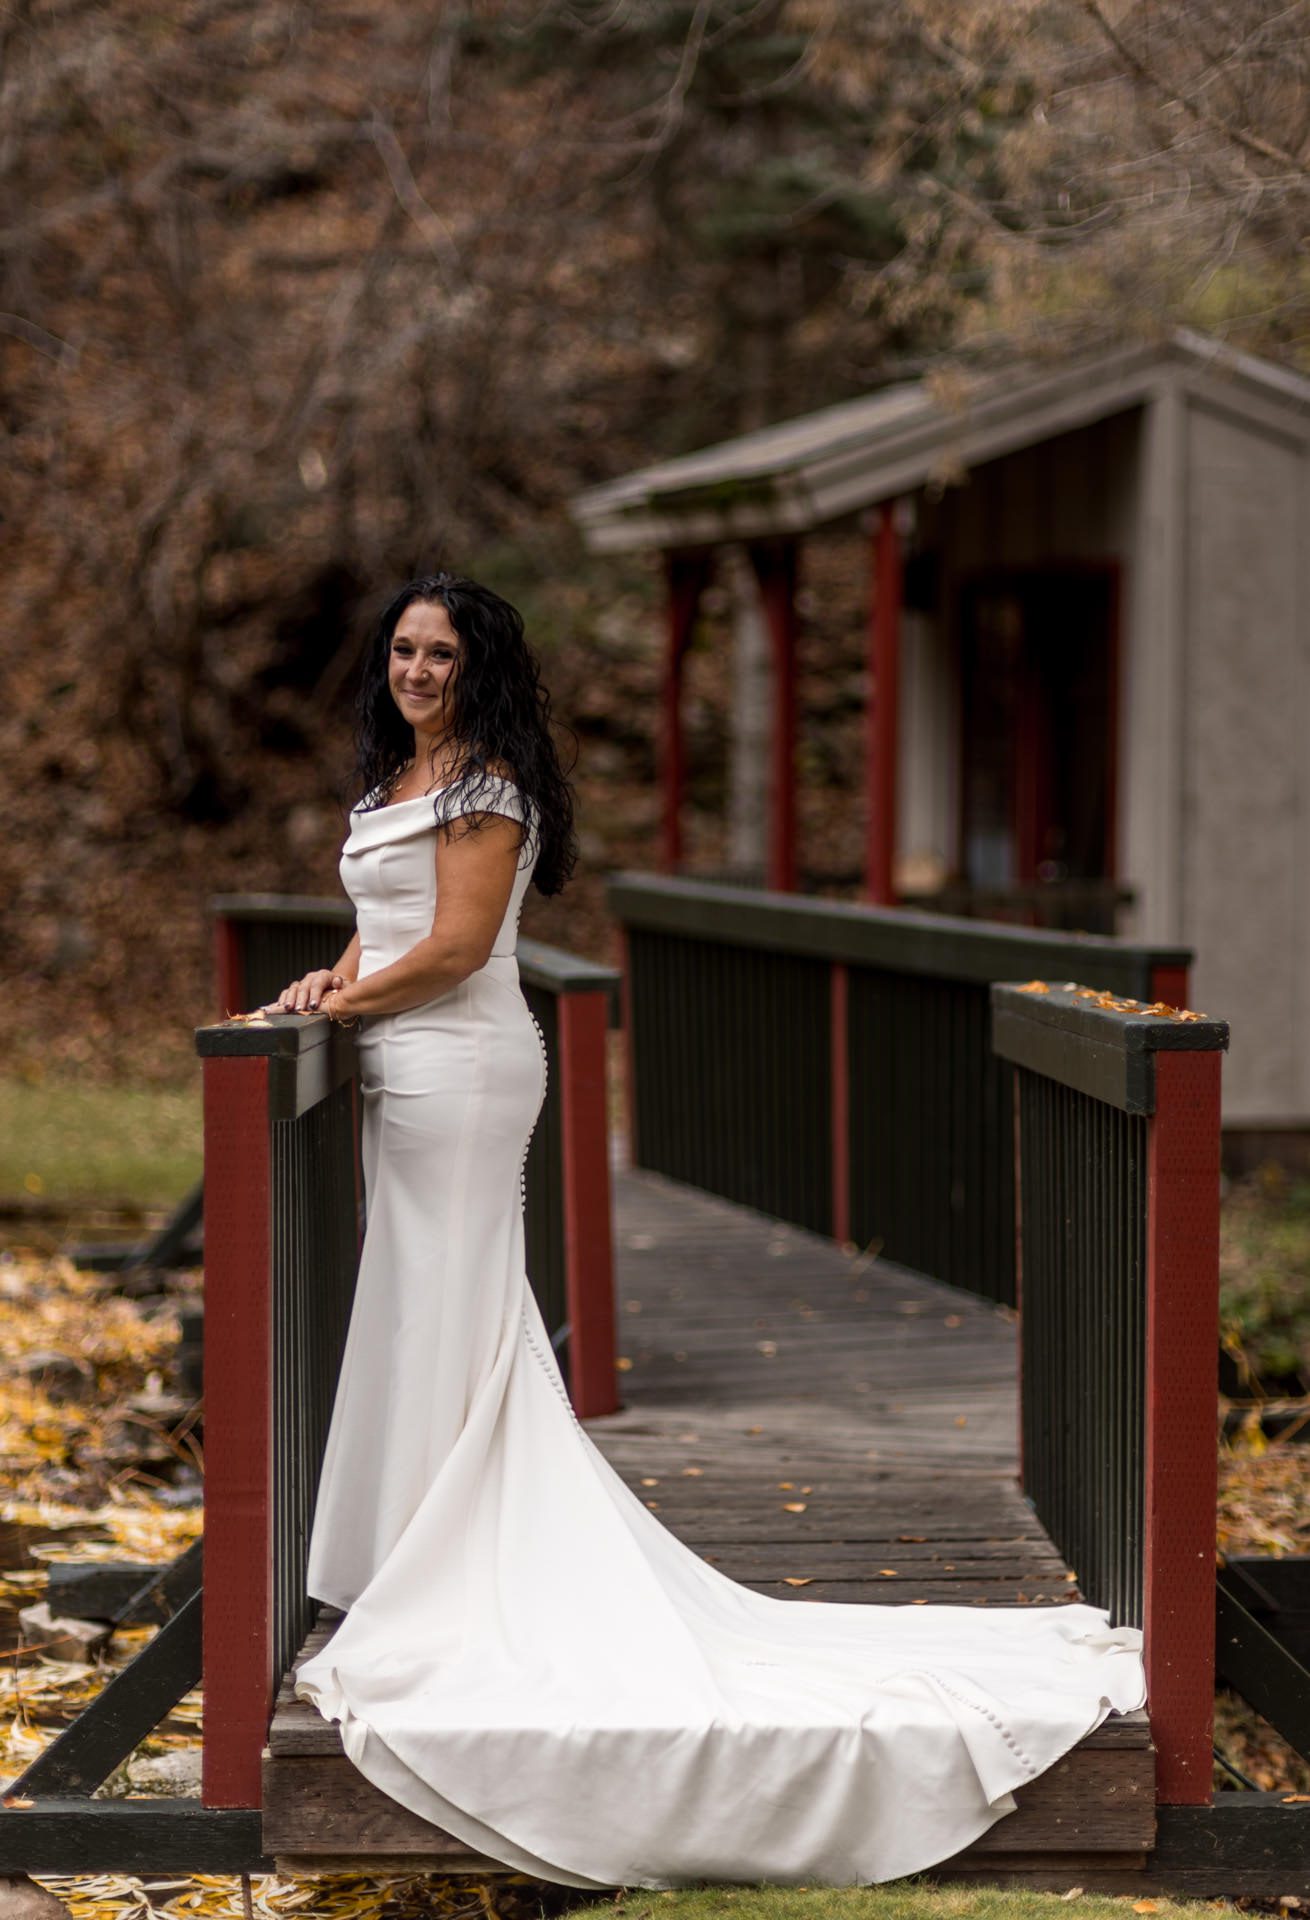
[267,570,1146,1890]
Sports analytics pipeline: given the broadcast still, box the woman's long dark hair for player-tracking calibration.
[352,571,578,898]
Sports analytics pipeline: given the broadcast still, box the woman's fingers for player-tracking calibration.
[259,970,340,1015]
[294,968,339,1012]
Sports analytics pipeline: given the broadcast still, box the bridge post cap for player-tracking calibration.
[195,1011,340,1059]
[989,978,1229,1052]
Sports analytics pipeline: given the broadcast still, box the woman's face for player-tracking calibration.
[388,599,461,744]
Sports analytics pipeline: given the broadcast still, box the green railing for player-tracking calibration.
[606,872,1192,1306]
[991,978,1228,1804]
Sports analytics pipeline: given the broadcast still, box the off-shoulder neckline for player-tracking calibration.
[355,773,520,814]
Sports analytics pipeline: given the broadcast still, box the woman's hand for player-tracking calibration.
[262,970,345,1015]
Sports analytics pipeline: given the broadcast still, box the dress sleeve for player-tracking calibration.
[432,772,537,862]
[432,772,524,825]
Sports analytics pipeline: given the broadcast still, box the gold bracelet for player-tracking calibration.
[325,991,361,1029]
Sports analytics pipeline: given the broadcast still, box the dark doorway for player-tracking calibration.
[958,567,1118,905]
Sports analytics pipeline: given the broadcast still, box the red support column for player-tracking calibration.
[200,1054,272,1809]
[559,989,620,1419]
[748,539,800,894]
[865,500,904,906]
[661,550,712,873]
[616,922,639,1170]
[1013,1069,1026,1491]
[1143,1048,1223,1803]
[830,962,850,1245]
[213,915,244,1020]
[1150,960,1192,1010]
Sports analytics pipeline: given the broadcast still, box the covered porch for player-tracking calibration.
[569,326,1297,945]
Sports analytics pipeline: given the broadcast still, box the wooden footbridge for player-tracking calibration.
[266,1165,1150,1884]
[4,874,1309,1894]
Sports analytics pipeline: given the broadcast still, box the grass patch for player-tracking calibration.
[0,1069,202,1211]
[563,1883,1233,1919]
[1220,1164,1310,1391]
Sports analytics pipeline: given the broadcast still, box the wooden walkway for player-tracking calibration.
[589,1166,1068,1606]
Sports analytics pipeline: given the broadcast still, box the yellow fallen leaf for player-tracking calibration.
[879,1568,899,1577]
[1133,1902,1159,1912]
[616,1356,634,1371]
[783,1502,807,1513]
[954,1415,968,1426]
[682,1466,703,1477]
[640,1477,659,1487]
[783,1577,813,1587]
[778,1481,795,1490]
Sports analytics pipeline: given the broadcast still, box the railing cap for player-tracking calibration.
[990,979,1228,1114]
[989,979,1228,1051]
[195,1013,356,1121]
[210,893,355,924]
[606,870,1193,990]
[517,936,621,996]
[196,1010,338,1058]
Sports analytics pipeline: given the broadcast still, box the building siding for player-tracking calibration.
[1182,400,1306,1120]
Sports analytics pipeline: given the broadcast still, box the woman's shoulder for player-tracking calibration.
[434,762,526,814]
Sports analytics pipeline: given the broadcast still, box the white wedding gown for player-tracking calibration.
[293,773,1148,1889]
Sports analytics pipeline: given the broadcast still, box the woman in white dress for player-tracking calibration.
[267,570,1147,1891]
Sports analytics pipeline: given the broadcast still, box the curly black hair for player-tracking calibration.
[352,571,578,898]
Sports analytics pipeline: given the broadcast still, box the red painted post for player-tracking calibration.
[748,540,800,894]
[830,962,850,1245]
[616,922,639,1170]
[865,500,903,906]
[1143,1048,1223,1803]
[213,915,244,1021]
[661,550,711,873]
[200,1054,272,1809]
[1149,960,1191,1010]
[1012,1069,1025,1491]
[559,989,620,1418]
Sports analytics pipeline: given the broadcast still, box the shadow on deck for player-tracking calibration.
[266,1166,1152,1884]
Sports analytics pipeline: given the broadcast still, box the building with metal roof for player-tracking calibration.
[570,327,1310,1136]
